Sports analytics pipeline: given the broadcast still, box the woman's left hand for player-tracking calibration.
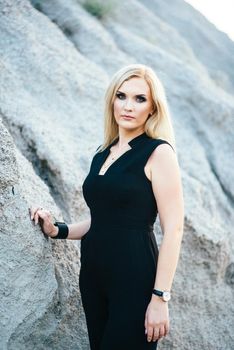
[144,295,170,342]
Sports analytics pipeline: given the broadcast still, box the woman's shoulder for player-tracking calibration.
[93,144,106,156]
[146,137,175,153]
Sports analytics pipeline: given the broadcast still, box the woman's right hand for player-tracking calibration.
[29,206,58,238]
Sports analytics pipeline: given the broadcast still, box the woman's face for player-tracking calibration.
[113,77,154,133]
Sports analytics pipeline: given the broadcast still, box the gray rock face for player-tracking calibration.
[0,119,89,349]
[141,0,234,95]
[0,0,233,349]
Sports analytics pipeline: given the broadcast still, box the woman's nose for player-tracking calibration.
[124,98,133,110]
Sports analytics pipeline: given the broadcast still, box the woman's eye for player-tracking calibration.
[116,93,124,99]
[116,93,146,102]
[136,96,146,102]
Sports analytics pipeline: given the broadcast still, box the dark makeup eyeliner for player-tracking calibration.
[116,91,147,102]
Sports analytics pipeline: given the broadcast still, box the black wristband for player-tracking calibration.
[152,289,163,297]
[51,222,69,239]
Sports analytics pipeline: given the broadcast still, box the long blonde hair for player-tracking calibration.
[98,63,176,152]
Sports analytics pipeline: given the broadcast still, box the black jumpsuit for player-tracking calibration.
[79,131,173,350]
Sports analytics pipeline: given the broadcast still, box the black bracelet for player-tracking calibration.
[51,221,69,239]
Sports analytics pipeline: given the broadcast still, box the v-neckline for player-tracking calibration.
[97,131,148,176]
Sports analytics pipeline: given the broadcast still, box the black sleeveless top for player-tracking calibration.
[82,131,174,232]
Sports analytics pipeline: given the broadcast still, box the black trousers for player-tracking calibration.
[79,225,159,350]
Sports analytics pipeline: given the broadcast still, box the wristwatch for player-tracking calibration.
[152,289,171,302]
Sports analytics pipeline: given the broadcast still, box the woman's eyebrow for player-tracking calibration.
[117,90,146,96]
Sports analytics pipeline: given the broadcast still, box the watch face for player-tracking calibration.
[162,291,171,302]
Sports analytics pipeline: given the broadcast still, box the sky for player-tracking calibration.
[185,0,234,41]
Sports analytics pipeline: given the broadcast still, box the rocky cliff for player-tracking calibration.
[0,0,233,349]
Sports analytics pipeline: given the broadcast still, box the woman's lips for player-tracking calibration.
[122,115,135,119]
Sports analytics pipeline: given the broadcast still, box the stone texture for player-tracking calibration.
[141,0,234,95]
[0,0,233,349]
[0,119,89,349]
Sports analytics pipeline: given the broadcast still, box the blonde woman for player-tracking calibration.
[30,63,184,349]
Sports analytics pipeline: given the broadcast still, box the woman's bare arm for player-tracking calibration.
[30,207,91,240]
[150,143,184,293]
[67,218,91,240]
[144,143,184,342]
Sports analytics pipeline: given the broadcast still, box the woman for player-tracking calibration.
[30,63,184,350]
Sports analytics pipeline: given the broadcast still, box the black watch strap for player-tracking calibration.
[152,289,163,297]
[152,289,171,302]
[52,221,69,239]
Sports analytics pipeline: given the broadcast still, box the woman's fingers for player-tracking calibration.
[34,211,39,225]
[158,325,165,339]
[152,327,159,342]
[37,210,50,231]
[145,314,158,342]
[147,325,154,342]
[34,209,42,225]
[149,324,166,342]
[29,206,43,221]
[144,302,169,342]
[146,321,169,342]
[29,206,56,237]
[36,209,52,225]
[165,320,170,336]
[29,207,51,225]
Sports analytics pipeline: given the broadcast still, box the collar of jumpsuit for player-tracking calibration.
[110,131,149,149]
